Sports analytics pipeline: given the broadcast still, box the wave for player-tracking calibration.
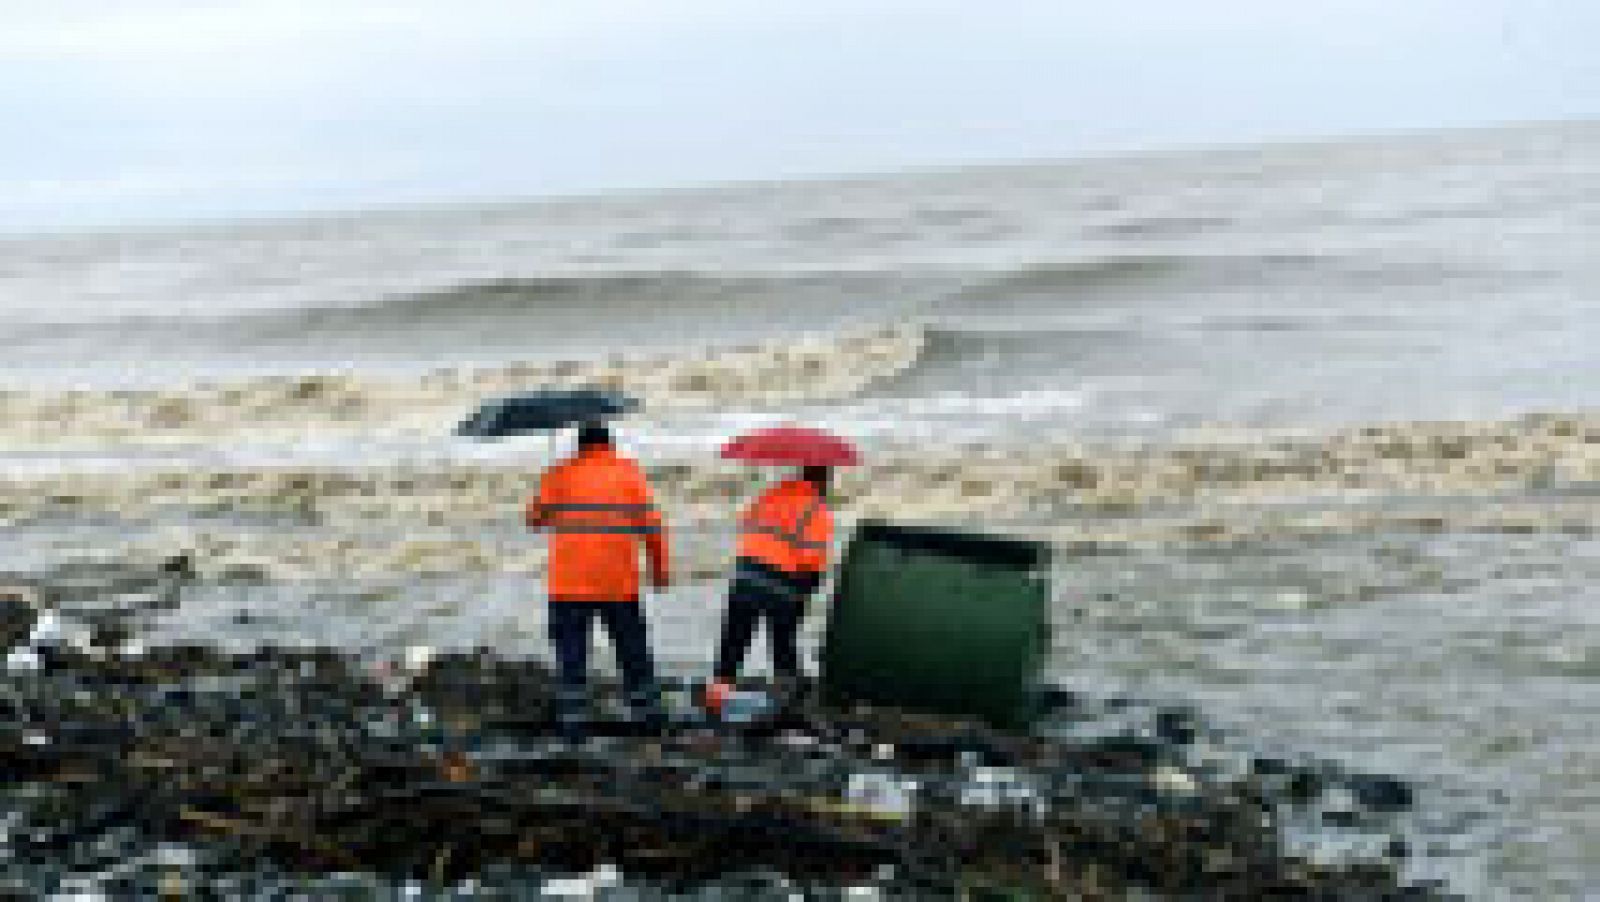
[859,326,1128,399]
[0,269,930,366]
[242,271,912,336]
[0,307,1420,447]
[3,252,1333,349]
[1089,215,1237,238]
[0,252,1433,369]
[0,324,929,443]
[926,253,1332,321]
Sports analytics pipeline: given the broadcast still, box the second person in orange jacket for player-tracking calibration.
[712,464,834,695]
[526,423,669,734]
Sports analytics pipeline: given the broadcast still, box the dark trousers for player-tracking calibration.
[548,601,659,720]
[714,561,811,682]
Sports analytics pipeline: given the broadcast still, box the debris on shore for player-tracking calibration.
[2,619,1442,898]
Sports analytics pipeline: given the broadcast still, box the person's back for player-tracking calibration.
[526,424,669,736]
[737,477,833,582]
[532,444,666,601]
[713,466,834,695]
[736,476,832,575]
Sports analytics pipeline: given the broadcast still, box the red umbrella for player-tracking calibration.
[720,425,861,466]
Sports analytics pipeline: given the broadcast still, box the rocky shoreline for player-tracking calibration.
[3,579,1442,899]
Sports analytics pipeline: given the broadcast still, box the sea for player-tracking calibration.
[2,120,1597,898]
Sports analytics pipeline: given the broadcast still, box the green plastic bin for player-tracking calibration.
[819,519,1052,730]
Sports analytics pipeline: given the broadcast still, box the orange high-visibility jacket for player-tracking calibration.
[736,478,833,575]
[525,445,668,602]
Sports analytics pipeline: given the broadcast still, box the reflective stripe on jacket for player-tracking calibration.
[526,446,667,602]
[736,478,833,576]
[733,556,822,600]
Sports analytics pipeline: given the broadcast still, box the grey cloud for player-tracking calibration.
[1,0,1595,233]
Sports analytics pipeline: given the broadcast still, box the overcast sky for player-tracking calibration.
[2,0,1595,233]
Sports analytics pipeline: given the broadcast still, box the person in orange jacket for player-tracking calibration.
[711,464,834,697]
[526,423,669,733]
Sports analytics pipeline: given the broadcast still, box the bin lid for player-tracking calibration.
[852,519,1049,570]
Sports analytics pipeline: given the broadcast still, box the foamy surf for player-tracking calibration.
[1,411,1594,583]
[0,324,924,452]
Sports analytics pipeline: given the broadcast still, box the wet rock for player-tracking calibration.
[1,584,39,650]
[1252,756,1329,805]
[160,553,195,578]
[1344,773,1415,812]
[1154,705,1201,746]
[1288,770,1327,804]
[1066,734,1173,771]
[1035,685,1082,716]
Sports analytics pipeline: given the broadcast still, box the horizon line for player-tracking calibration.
[5,115,1595,243]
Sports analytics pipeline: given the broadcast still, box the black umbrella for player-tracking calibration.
[456,388,639,438]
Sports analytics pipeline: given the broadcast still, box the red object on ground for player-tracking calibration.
[719,426,861,466]
[704,679,731,714]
